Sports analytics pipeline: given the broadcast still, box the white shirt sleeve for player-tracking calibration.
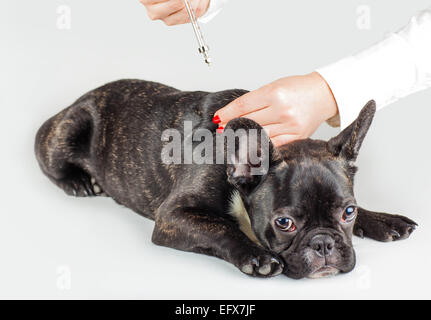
[199,0,229,23]
[317,7,431,129]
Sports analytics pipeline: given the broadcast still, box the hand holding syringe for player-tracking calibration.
[140,0,212,66]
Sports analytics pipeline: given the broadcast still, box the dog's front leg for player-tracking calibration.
[152,208,284,277]
[354,207,417,242]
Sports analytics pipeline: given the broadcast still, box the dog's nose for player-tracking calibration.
[309,234,335,257]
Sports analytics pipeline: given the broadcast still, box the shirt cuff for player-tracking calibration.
[198,0,228,23]
[317,34,420,129]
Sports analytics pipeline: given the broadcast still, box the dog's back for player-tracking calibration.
[35,79,246,218]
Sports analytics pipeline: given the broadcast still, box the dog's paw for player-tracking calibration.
[56,171,95,197]
[354,210,417,242]
[238,253,284,278]
[56,172,106,197]
[90,177,107,196]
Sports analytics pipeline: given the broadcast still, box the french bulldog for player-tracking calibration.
[35,79,417,279]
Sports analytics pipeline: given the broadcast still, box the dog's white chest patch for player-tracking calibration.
[228,190,261,246]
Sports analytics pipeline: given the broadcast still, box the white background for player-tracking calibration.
[1,0,431,299]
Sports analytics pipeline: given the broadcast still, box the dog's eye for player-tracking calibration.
[342,206,357,223]
[275,217,297,232]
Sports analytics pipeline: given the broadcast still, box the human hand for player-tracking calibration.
[213,72,339,147]
[140,0,210,26]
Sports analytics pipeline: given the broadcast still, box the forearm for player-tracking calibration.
[317,7,431,129]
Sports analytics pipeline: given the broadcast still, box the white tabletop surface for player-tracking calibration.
[1,0,430,299]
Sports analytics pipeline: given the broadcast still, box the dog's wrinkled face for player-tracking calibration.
[249,141,357,279]
[226,101,376,279]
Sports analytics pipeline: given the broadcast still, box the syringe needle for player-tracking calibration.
[184,0,212,66]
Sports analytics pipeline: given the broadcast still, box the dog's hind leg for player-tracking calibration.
[35,97,103,197]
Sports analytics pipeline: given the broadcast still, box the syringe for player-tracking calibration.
[183,0,212,66]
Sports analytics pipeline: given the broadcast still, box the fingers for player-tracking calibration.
[140,0,167,5]
[142,0,210,26]
[262,123,303,147]
[188,0,211,19]
[241,107,279,127]
[216,86,271,126]
[271,134,301,147]
[145,0,184,21]
[163,8,189,25]
[262,123,292,138]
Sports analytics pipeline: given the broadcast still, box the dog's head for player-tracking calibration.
[225,101,376,279]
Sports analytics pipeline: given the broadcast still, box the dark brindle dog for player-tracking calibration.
[35,80,417,279]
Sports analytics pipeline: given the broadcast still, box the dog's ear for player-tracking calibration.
[328,100,376,161]
[223,118,282,195]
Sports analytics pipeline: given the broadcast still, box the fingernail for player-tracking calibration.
[212,115,221,124]
[217,126,224,134]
